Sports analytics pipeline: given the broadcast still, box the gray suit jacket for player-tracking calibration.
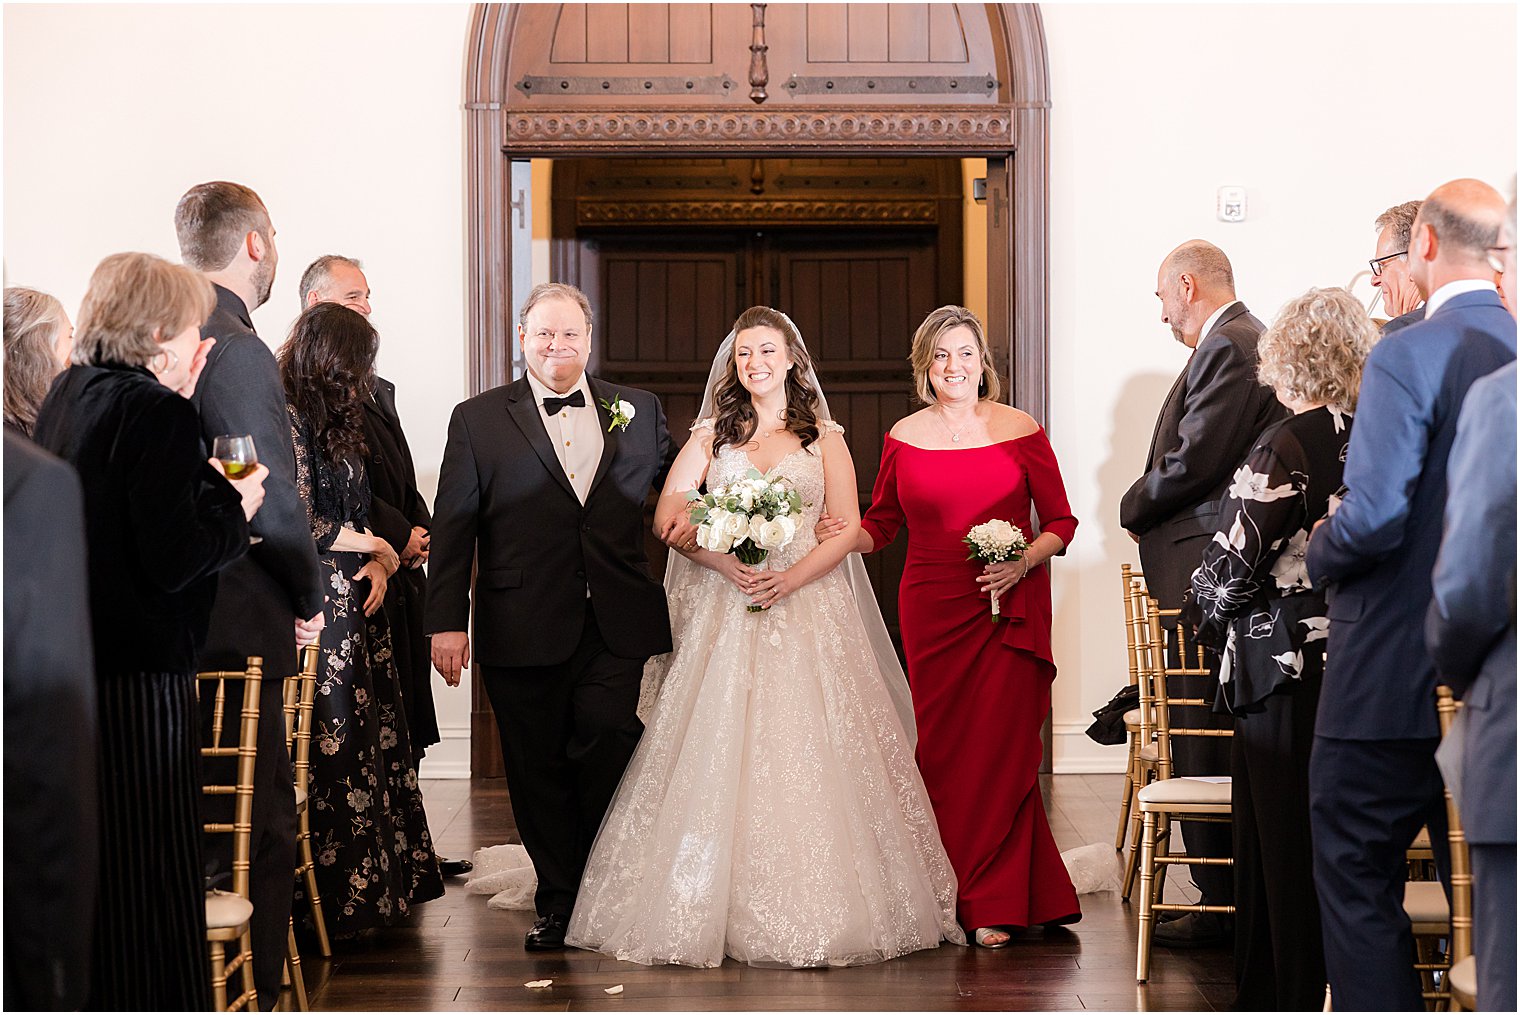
[1426,362,1516,845]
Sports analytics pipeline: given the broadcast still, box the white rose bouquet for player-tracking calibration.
[964,518,1030,620]
[687,469,805,612]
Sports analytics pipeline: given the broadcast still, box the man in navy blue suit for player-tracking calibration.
[1426,199,1517,1011]
[1306,178,1516,1010]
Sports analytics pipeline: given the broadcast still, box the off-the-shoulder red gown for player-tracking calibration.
[862,430,1081,931]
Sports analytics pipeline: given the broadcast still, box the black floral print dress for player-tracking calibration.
[289,407,443,934]
[1183,406,1353,712]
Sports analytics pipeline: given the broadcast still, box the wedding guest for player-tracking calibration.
[1370,201,1426,333]
[3,433,96,1010]
[1306,178,1516,1010]
[1183,288,1376,1010]
[298,258,465,877]
[3,286,74,437]
[176,181,324,1007]
[278,302,444,933]
[1120,241,1287,946]
[33,252,268,1008]
[1425,196,1517,1012]
[828,305,1080,947]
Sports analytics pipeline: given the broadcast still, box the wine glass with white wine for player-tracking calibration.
[212,434,262,543]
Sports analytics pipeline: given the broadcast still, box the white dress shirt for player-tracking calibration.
[1198,300,1241,345]
[525,370,603,506]
[1424,279,1498,318]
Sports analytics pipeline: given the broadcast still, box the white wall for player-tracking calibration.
[5,3,1514,776]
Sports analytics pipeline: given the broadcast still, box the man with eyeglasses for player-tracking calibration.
[1369,200,1426,334]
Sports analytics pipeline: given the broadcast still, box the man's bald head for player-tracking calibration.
[1160,240,1237,299]
[1408,179,1507,296]
[1155,240,1238,347]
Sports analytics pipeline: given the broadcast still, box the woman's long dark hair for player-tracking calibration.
[710,306,821,459]
[278,303,377,465]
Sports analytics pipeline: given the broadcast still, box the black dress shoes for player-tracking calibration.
[1152,911,1232,948]
[525,913,569,951]
[438,856,474,878]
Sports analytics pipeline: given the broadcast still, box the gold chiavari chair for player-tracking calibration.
[279,644,322,1011]
[1119,573,1162,901]
[1134,602,1234,983]
[1114,565,1151,848]
[1401,686,1475,1011]
[198,657,263,1012]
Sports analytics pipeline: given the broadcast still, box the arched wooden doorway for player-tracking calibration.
[464,2,1051,777]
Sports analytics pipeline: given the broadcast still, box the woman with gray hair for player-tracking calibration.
[33,252,268,1008]
[3,285,73,437]
[1182,286,1377,1010]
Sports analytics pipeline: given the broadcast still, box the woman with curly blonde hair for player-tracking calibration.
[1182,286,1377,1010]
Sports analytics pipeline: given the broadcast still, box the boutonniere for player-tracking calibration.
[599,392,636,432]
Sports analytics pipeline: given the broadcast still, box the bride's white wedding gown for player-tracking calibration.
[564,431,964,967]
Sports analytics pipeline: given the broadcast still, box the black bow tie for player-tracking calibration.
[542,390,586,414]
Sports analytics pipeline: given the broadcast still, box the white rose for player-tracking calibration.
[739,489,755,511]
[746,514,768,545]
[775,514,798,544]
[707,507,730,534]
[722,512,750,539]
[756,519,789,550]
[616,399,636,421]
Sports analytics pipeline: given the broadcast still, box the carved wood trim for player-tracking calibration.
[577,197,937,229]
[504,107,1012,154]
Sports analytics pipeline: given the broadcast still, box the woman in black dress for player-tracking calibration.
[278,303,443,934]
[33,252,268,1008]
[1182,287,1377,1011]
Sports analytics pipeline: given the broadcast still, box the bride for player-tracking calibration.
[563,306,963,968]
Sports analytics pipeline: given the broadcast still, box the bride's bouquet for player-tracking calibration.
[964,518,1030,620]
[688,469,805,612]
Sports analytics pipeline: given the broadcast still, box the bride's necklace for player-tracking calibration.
[755,408,787,440]
[935,405,977,444]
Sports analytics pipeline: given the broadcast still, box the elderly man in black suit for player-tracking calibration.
[2,433,98,1011]
[1307,178,1516,1011]
[176,181,325,1009]
[1425,200,1517,1012]
[298,253,471,878]
[1370,200,1427,334]
[1120,240,1288,947]
[428,282,674,950]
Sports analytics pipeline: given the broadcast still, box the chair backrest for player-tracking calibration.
[197,657,263,899]
[1121,565,1149,691]
[1436,685,1472,966]
[287,644,320,798]
[1143,602,1230,778]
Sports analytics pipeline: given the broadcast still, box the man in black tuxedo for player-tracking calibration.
[1120,240,1288,947]
[3,433,98,1010]
[298,254,469,878]
[176,181,325,1008]
[427,282,674,950]
[1307,179,1515,1010]
[1370,200,1427,334]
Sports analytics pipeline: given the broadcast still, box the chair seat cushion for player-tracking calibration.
[1137,742,1159,764]
[205,889,254,931]
[1449,954,1477,1003]
[295,784,307,812]
[1137,777,1231,808]
[1410,827,1432,851]
[1402,879,1450,931]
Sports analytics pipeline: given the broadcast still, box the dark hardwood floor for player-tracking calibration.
[296,774,1234,1011]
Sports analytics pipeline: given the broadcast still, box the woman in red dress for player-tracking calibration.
[825,305,1081,947]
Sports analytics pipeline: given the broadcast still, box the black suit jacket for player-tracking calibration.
[363,376,439,750]
[1120,303,1289,609]
[2,434,98,1011]
[426,375,675,668]
[1382,305,1426,336]
[191,285,324,675]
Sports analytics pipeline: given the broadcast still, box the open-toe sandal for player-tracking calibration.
[973,926,1011,949]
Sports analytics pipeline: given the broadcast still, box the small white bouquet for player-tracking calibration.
[964,518,1030,620]
[688,469,805,612]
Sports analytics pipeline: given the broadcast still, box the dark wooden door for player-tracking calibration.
[585,227,941,642]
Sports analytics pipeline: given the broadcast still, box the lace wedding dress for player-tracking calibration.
[562,428,963,967]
